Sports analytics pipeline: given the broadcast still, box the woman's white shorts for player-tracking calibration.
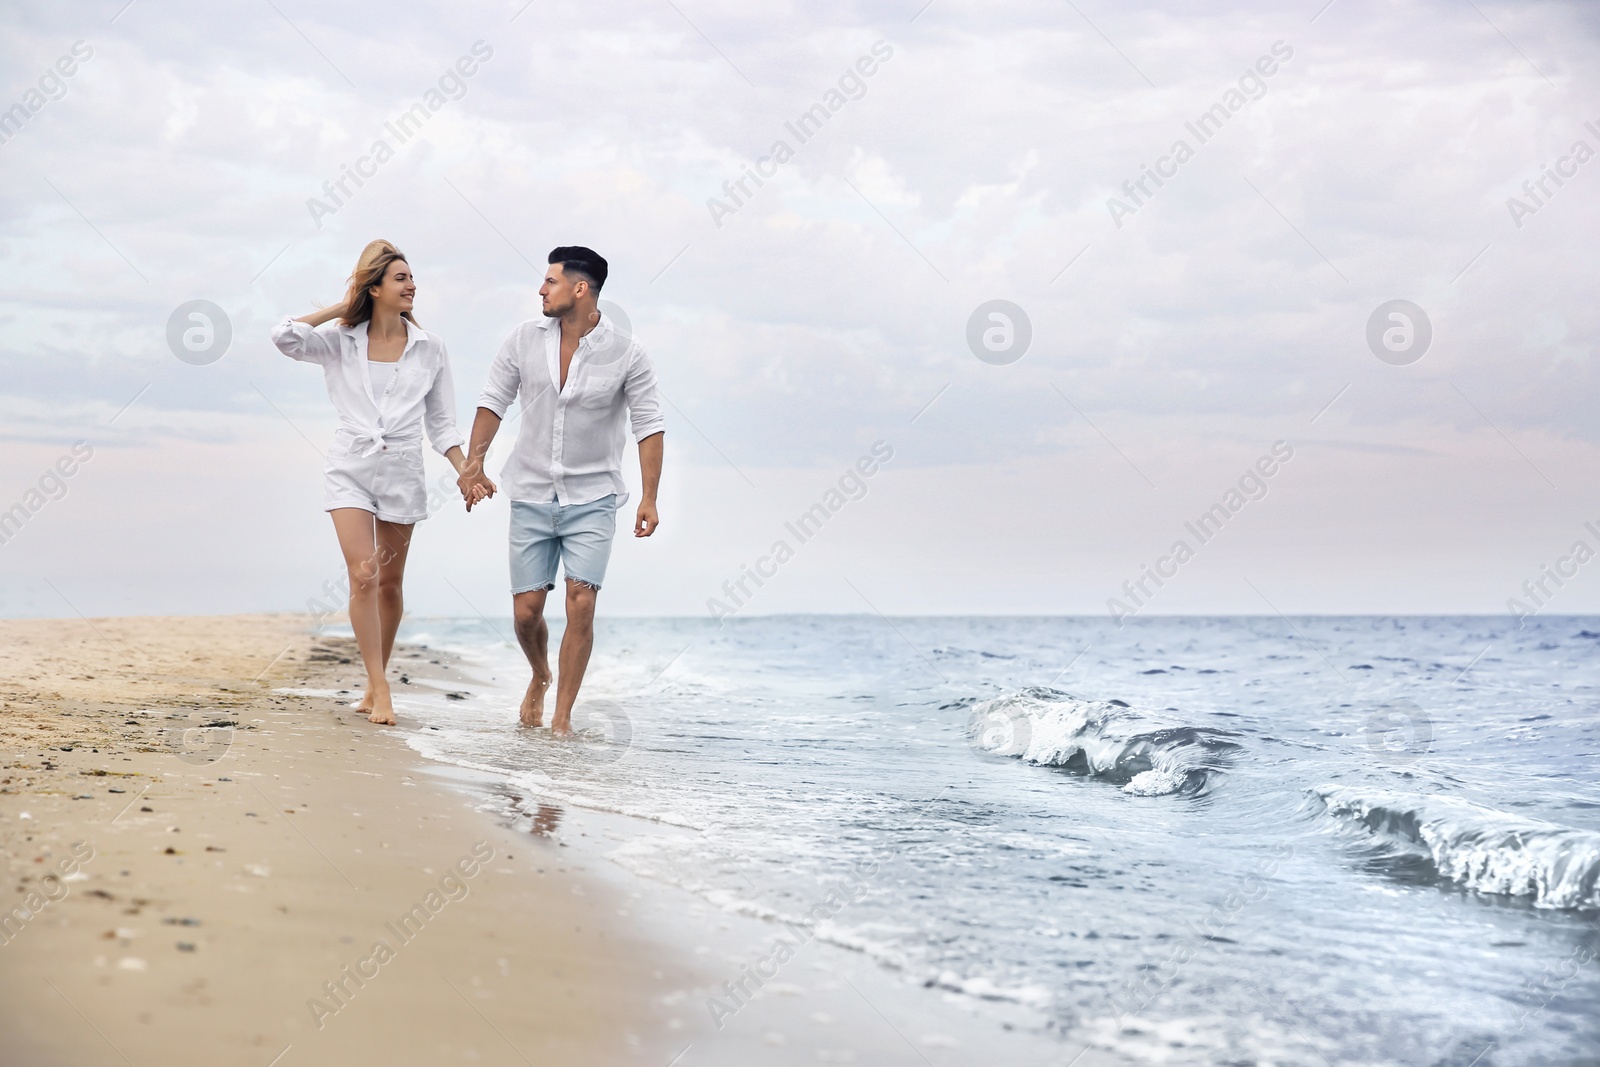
[323,445,429,525]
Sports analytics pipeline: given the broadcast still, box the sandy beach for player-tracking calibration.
[0,614,695,1066]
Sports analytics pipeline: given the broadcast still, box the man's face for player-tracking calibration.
[539,264,580,317]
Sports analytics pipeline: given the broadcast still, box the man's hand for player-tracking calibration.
[634,499,659,537]
[635,433,663,538]
[460,409,505,513]
[458,468,497,512]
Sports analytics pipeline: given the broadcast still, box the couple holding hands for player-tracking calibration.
[272,239,665,732]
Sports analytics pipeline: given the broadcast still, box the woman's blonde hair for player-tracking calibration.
[339,239,416,327]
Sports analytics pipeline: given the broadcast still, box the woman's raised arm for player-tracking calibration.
[270,302,347,364]
[293,302,346,327]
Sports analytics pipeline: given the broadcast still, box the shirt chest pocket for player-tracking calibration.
[577,373,622,409]
[393,359,431,395]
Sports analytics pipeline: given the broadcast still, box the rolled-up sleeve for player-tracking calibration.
[271,316,339,364]
[477,331,523,418]
[624,346,666,441]
[423,344,466,456]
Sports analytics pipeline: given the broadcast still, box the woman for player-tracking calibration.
[272,240,476,725]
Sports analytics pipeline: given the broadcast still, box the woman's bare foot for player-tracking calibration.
[519,674,551,728]
[550,712,573,738]
[367,686,396,726]
[353,692,375,713]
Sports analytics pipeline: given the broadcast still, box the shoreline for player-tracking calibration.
[0,613,1138,1066]
[0,614,696,1066]
[388,619,1141,1067]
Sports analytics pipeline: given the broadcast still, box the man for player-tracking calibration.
[458,246,664,735]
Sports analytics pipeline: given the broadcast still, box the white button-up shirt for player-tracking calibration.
[476,314,665,506]
[271,316,465,458]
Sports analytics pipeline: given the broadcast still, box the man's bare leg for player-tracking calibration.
[329,508,395,725]
[512,588,553,727]
[551,579,598,737]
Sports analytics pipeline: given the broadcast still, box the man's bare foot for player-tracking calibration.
[519,674,551,728]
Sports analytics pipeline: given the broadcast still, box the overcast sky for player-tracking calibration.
[2,0,1598,623]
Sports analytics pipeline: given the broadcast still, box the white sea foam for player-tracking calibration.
[967,688,1237,796]
[1066,1012,1390,1067]
[928,971,1052,1008]
[608,838,918,970]
[1315,785,1600,910]
[401,733,708,831]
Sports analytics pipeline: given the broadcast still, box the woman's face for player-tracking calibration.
[369,259,415,314]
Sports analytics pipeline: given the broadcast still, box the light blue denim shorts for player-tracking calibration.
[509,495,618,594]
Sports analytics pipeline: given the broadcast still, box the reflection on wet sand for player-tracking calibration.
[527,802,563,836]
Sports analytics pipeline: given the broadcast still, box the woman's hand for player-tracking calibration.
[446,447,496,512]
[458,467,497,511]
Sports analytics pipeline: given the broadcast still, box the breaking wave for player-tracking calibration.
[1314,785,1600,910]
[966,688,1239,796]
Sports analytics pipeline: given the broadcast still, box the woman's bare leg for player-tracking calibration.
[374,519,414,673]
[329,508,395,725]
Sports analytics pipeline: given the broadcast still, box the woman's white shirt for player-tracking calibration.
[271,316,465,458]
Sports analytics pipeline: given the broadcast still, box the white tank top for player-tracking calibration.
[367,359,398,400]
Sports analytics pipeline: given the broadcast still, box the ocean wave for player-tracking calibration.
[1314,785,1600,910]
[966,688,1238,796]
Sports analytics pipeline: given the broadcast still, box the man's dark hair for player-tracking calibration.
[548,246,608,293]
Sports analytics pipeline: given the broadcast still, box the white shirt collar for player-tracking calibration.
[341,316,426,353]
[532,312,615,343]
[537,312,617,390]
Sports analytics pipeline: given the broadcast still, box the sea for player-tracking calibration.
[336,614,1600,1066]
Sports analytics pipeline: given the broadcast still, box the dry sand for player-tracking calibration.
[0,614,696,1066]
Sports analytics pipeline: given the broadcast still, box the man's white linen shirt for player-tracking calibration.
[270,316,465,457]
[476,314,665,506]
